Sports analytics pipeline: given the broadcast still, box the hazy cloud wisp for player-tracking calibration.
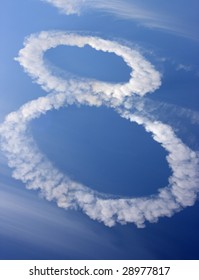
[42,0,198,41]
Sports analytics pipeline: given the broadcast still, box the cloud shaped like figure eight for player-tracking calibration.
[0,31,199,228]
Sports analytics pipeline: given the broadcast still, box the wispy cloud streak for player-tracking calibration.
[0,31,198,228]
[42,0,199,41]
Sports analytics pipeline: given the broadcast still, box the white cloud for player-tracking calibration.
[43,0,83,15]
[0,31,198,228]
[43,0,157,21]
[0,182,115,255]
[176,64,192,72]
[127,96,199,126]
[42,0,199,41]
[15,31,160,103]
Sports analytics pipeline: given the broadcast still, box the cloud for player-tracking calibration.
[43,0,157,20]
[15,31,161,102]
[42,0,199,41]
[0,182,117,257]
[176,64,193,72]
[43,0,83,15]
[128,95,199,126]
[0,31,198,228]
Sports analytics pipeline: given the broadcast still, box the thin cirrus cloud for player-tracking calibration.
[0,180,116,257]
[42,0,199,41]
[130,95,199,127]
[0,31,198,228]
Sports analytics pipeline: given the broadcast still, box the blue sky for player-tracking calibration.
[0,0,199,259]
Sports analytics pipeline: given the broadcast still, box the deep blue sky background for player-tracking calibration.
[0,0,199,259]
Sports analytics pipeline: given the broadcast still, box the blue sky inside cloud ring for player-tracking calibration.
[0,31,199,228]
